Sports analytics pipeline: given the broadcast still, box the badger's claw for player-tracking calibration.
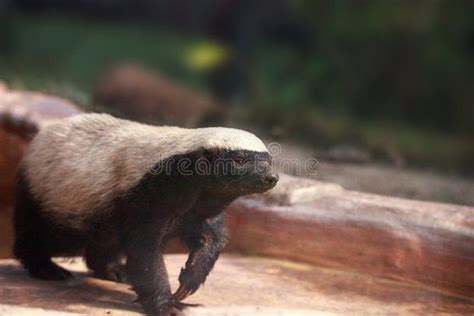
[173,285,192,301]
[173,283,200,302]
[173,267,198,301]
[175,301,201,310]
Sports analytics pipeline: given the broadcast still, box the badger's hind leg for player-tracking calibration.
[85,250,127,283]
[85,236,128,283]
[13,170,73,281]
[15,249,73,281]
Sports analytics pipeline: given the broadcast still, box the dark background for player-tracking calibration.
[1,0,473,176]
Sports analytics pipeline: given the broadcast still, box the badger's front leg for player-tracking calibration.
[174,212,228,301]
[122,218,180,316]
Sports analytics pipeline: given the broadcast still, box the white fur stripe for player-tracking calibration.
[23,114,267,227]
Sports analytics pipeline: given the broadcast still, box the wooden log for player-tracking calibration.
[93,63,226,127]
[225,175,474,299]
[0,130,27,258]
[0,87,82,139]
[0,86,82,258]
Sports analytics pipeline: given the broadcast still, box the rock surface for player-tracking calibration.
[1,255,473,315]
[273,140,474,206]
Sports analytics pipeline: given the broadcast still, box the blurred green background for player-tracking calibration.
[1,0,473,175]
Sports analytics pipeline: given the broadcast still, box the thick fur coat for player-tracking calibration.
[14,113,277,316]
[23,113,267,227]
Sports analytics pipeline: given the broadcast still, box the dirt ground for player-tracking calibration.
[1,255,473,315]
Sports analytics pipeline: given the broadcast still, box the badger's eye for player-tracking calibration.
[234,157,245,165]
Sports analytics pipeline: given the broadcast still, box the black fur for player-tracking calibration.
[13,148,278,316]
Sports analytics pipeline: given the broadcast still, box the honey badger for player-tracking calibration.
[13,113,279,316]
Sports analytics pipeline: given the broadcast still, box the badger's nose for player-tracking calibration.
[265,173,279,186]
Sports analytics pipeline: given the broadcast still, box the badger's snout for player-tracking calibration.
[264,172,279,188]
[256,160,279,190]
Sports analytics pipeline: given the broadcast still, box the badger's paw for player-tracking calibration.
[94,262,128,283]
[140,298,189,316]
[29,260,73,281]
[156,305,184,316]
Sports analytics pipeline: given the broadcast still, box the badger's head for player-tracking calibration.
[199,128,279,197]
